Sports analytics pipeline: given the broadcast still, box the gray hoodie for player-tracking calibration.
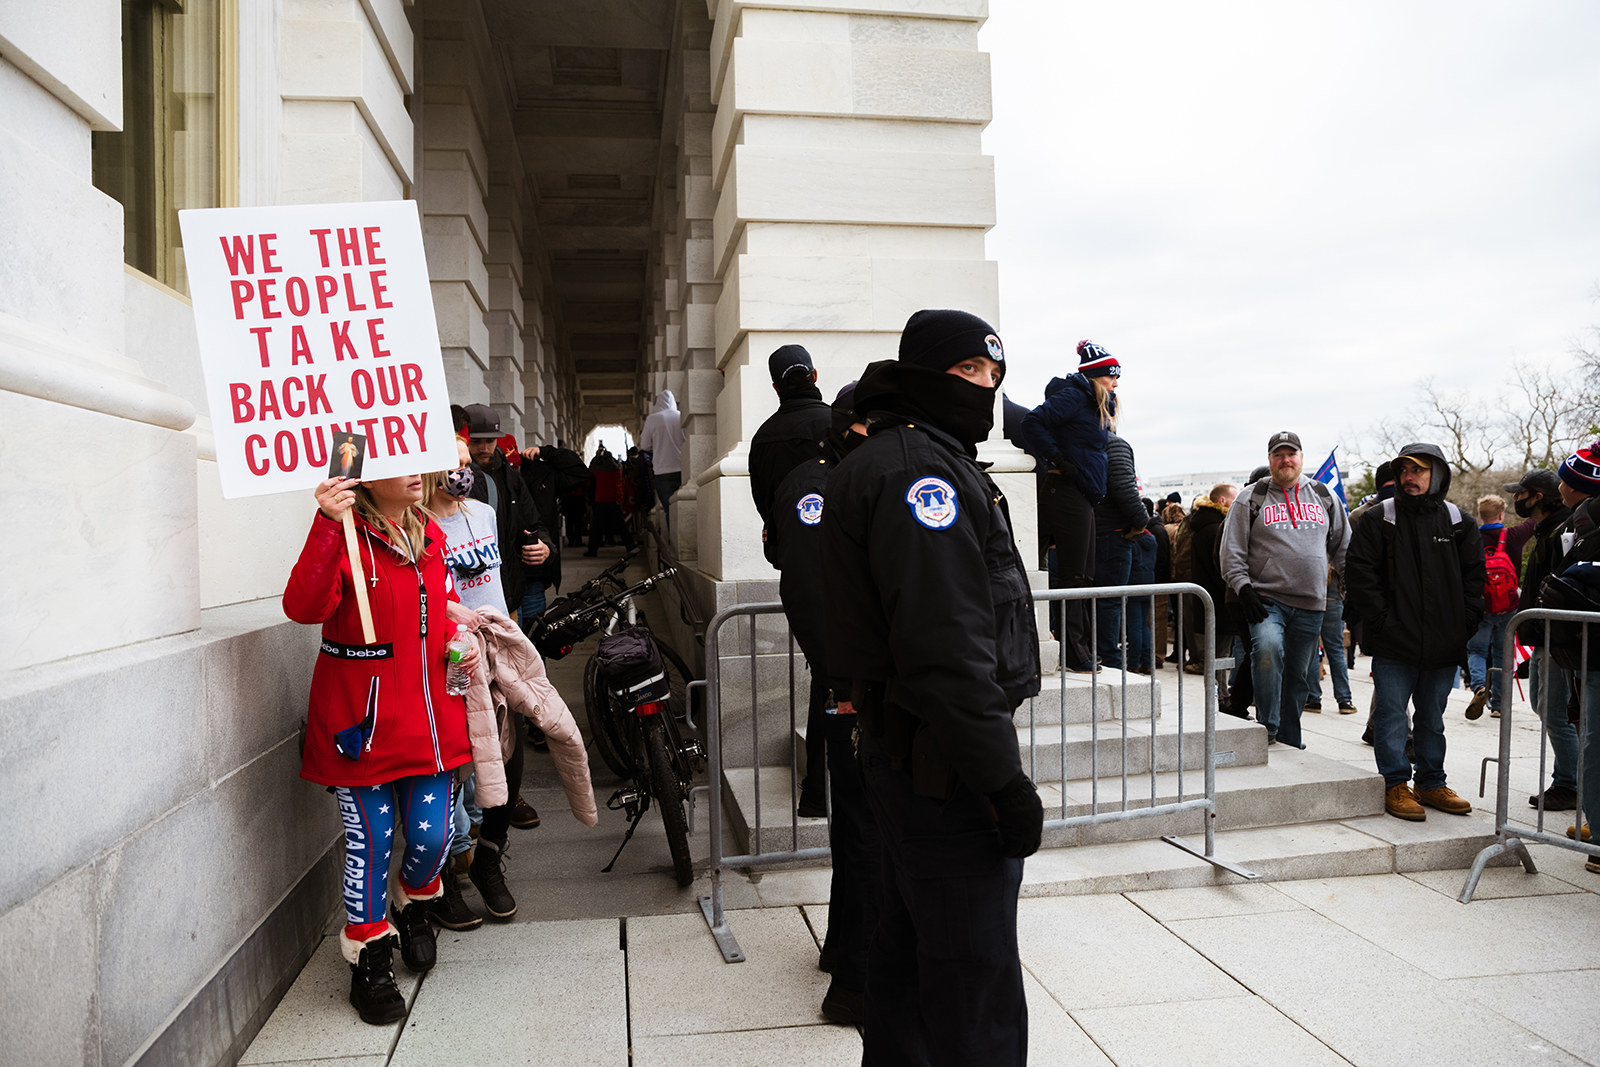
[1219,473,1351,611]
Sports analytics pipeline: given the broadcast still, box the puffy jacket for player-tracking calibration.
[1093,432,1148,538]
[283,511,472,788]
[750,384,832,525]
[1344,443,1484,668]
[821,363,1041,795]
[1016,374,1110,502]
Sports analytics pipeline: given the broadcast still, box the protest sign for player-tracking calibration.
[179,200,457,498]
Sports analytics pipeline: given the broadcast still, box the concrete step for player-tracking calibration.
[1016,712,1268,784]
[723,743,1379,856]
[1019,671,1165,726]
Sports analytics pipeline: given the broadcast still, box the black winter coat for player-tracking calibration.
[1344,445,1484,668]
[750,386,832,526]
[1516,505,1573,646]
[1187,502,1234,637]
[1093,432,1148,538]
[518,445,589,594]
[766,451,837,688]
[821,406,1041,795]
[468,457,552,611]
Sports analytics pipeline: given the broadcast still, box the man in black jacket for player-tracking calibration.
[749,345,833,525]
[461,405,553,618]
[518,441,592,604]
[1345,443,1482,821]
[822,309,1041,1067]
[750,343,835,813]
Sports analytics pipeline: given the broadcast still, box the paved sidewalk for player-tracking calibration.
[240,554,1600,1064]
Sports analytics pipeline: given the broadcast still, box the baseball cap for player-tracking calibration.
[768,344,814,384]
[1266,431,1302,454]
[1502,469,1562,498]
[1395,453,1433,471]
[463,403,502,439]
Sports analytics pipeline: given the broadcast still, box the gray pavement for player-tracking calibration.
[241,553,1600,1065]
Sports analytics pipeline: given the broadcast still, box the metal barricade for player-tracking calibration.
[1460,606,1600,902]
[698,582,1259,964]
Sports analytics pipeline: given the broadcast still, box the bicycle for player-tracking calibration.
[528,561,703,886]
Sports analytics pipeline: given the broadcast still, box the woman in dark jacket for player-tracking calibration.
[284,473,478,1025]
[1017,340,1120,670]
[1091,431,1150,669]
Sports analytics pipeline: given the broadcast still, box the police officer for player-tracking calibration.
[822,309,1043,1066]
[751,343,836,816]
[765,382,880,1026]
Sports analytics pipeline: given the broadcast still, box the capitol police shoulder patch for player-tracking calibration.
[796,492,824,526]
[906,476,959,530]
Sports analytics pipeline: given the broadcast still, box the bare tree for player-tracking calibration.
[1506,359,1586,470]
[1413,378,1503,477]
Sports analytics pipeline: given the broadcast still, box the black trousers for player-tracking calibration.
[858,732,1026,1067]
[820,713,880,996]
[1039,474,1097,669]
[799,670,830,800]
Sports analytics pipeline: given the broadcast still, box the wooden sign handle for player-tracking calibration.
[341,509,377,644]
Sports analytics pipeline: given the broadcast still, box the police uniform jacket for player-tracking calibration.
[766,445,835,683]
[749,386,832,525]
[821,407,1041,796]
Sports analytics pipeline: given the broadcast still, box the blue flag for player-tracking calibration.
[1314,449,1347,505]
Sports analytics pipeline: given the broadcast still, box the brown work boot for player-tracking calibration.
[1385,783,1426,821]
[1416,785,1471,815]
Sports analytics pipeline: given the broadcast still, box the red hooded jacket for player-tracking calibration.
[284,511,473,787]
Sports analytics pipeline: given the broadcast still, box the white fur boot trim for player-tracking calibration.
[339,921,400,965]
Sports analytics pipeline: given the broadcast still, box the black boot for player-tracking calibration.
[348,934,407,1025]
[430,870,484,931]
[469,839,518,921]
[395,900,437,972]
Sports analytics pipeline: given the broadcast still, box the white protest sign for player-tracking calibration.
[179,200,457,498]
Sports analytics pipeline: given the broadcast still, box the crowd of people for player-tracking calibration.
[278,305,1600,1060]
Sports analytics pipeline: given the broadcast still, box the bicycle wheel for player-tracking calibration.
[583,655,633,780]
[643,714,694,887]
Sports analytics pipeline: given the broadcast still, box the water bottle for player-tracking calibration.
[445,625,472,695]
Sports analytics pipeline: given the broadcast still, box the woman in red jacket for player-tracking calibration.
[283,473,478,1025]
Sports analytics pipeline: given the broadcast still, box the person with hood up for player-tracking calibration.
[1016,340,1120,671]
[1344,443,1482,821]
[822,309,1042,1067]
[638,389,686,528]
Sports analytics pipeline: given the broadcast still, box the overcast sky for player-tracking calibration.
[980,1,1600,478]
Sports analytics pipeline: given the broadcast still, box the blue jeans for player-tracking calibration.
[1372,658,1453,790]
[1529,654,1579,793]
[1126,532,1156,670]
[1466,611,1513,711]
[1248,599,1324,748]
[518,582,548,635]
[1093,530,1134,668]
[1304,595,1353,707]
[449,773,482,857]
[1580,671,1600,833]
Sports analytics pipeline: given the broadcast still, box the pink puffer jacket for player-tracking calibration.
[465,612,598,825]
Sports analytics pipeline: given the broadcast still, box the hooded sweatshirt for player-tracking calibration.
[638,390,684,475]
[1344,441,1484,667]
[1219,472,1351,611]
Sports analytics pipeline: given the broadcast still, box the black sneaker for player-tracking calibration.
[430,871,484,931]
[469,839,518,921]
[395,900,437,973]
[348,935,407,1026]
[796,782,828,819]
[821,985,866,1025]
[1529,786,1579,811]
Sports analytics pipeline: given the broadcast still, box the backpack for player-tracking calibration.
[1483,529,1519,615]
[1247,477,1341,555]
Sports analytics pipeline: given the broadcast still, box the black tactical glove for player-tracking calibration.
[1239,584,1270,625]
[988,773,1044,859]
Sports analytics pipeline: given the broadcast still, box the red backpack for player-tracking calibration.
[1483,529,1518,614]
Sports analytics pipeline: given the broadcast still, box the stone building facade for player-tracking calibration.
[0,2,1024,1062]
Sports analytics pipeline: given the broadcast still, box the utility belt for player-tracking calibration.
[850,679,958,800]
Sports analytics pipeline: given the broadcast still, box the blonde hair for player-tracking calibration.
[1477,494,1505,522]
[1093,378,1116,428]
[354,485,428,562]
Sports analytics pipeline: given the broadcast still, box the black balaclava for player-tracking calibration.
[889,309,1006,449]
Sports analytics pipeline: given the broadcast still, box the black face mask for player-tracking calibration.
[1513,494,1536,518]
[896,364,997,449]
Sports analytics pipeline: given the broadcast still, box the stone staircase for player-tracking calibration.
[716,671,1511,893]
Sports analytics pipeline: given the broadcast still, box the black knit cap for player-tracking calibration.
[830,381,859,438]
[897,309,1005,380]
[768,344,814,384]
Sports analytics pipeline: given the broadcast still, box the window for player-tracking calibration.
[92,0,229,294]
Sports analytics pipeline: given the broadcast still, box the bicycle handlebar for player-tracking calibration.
[544,567,677,631]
